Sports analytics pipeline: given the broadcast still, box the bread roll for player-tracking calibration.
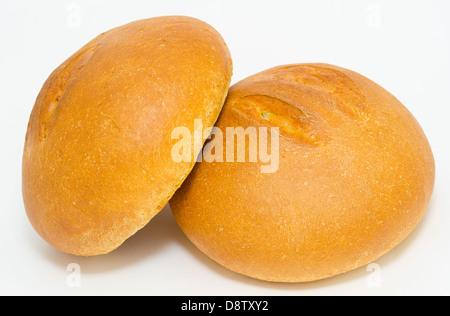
[22,16,233,256]
[170,64,435,282]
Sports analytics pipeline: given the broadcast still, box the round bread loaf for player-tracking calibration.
[170,64,435,282]
[22,16,233,256]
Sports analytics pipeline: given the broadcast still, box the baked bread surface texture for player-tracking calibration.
[170,63,435,282]
[23,16,233,256]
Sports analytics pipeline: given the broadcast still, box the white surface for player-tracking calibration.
[1,0,449,296]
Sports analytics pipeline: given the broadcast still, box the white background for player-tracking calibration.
[1,0,449,296]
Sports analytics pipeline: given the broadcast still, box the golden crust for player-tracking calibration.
[22,16,233,256]
[170,64,435,282]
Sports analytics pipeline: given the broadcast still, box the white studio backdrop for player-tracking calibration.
[0,0,449,295]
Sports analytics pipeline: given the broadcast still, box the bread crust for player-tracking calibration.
[23,16,233,256]
[170,64,435,282]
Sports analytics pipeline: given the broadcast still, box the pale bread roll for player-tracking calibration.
[170,64,435,282]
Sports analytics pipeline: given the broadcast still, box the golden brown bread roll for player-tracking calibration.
[170,64,435,282]
[22,16,233,256]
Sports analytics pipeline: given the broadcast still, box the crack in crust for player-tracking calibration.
[265,64,369,121]
[229,64,371,146]
[38,44,100,140]
[233,95,323,146]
